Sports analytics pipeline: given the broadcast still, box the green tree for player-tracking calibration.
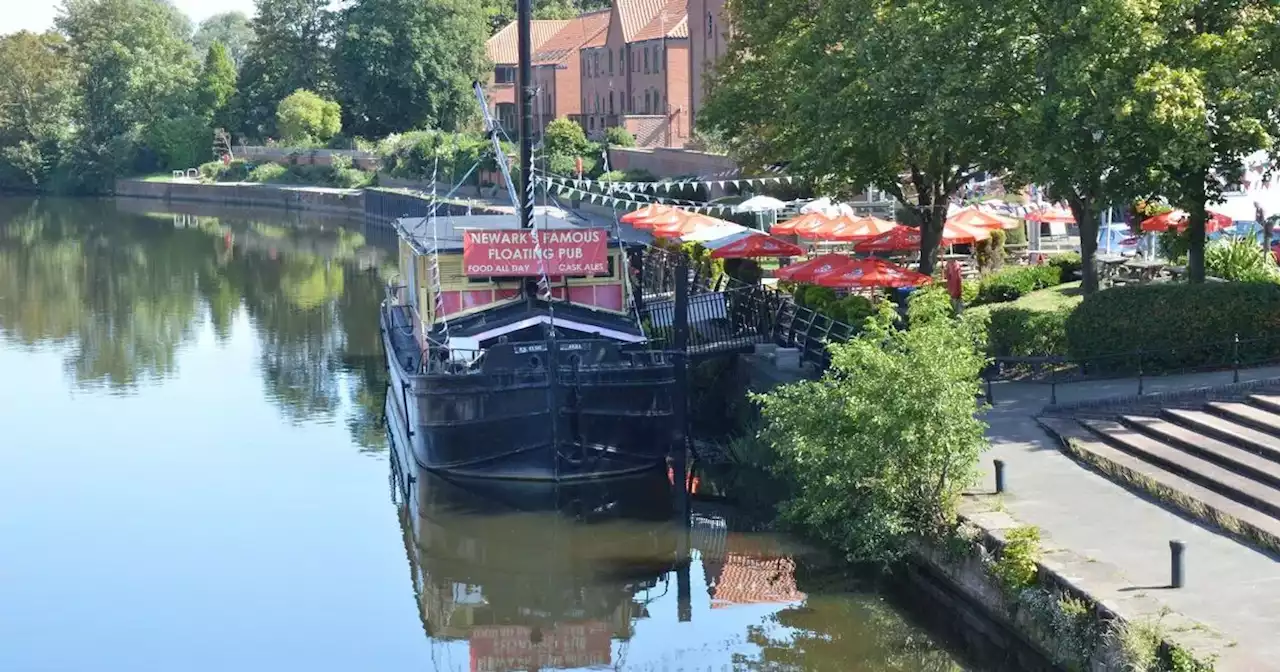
[1006,0,1167,294]
[334,0,488,137]
[701,0,1020,274]
[192,11,253,68]
[197,41,238,128]
[542,117,595,176]
[755,299,988,563]
[1138,0,1280,283]
[233,0,335,138]
[276,89,342,145]
[57,0,199,190]
[0,31,75,189]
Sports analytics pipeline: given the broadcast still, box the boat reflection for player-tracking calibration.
[387,395,683,671]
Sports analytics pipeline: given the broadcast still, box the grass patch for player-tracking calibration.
[968,281,1082,318]
[138,172,178,182]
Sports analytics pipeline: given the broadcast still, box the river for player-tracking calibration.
[0,197,981,671]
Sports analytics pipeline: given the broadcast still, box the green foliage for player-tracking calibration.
[543,117,596,176]
[1047,253,1082,281]
[974,228,1006,272]
[604,126,636,147]
[248,163,290,183]
[992,526,1041,593]
[58,0,199,191]
[232,0,336,138]
[1066,283,1280,372]
[275,90,342,145]
[334,0,488,137]
[192,12,253,69]
[1205,236,1280,284]
[973,265,1063,306]
[141,115,212,171]
[701,0,1021,273]
[0,31,74,190]
[755,301,988,563]
[1158,228,1191,263]
[985,306,1072,357]
[197,41,237,124]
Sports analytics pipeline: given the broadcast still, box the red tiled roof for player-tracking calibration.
[708,554,806,608]
[486,19,570,65]
[629,0,688,42]
[533,10,611,65]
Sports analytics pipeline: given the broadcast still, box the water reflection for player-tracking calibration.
[0,197,390,451]
[387,396,970,671]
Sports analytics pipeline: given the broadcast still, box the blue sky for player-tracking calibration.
[2,0,259,36]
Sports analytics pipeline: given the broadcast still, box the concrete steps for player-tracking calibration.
[1047,392,1280,550]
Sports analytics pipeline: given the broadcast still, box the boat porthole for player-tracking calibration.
[529,355,542,369]
[568,354,582,367]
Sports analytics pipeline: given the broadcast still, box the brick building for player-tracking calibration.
[484,20,569,133]
[531,11,612,133]
[687,0,730,131]
[578,0,690,148]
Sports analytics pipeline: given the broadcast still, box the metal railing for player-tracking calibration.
[985,334,1280,404]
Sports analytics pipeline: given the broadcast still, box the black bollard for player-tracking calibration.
[994,459,1006,494]
[1170,540,1185,588]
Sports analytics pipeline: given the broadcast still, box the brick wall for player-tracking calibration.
[624,116,669,148]
[609,146,736,178]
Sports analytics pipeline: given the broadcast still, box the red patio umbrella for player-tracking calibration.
[621,203,676,225]
[630,209,689,232]
[772,212,828,236]
[1026,207,1075,224]
[947,207,1015,230]
[793,213,844,239]
[819,216,900,242]
[1139,209,1233,233]
[652,213,729,239]
[854,222,990,252]
[814,258,933,289]
[709,234,805,259]
[775,253,857,283]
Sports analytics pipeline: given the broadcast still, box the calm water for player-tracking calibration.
[0,197,972,671]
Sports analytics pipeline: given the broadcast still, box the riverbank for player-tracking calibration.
[113,178,506,224]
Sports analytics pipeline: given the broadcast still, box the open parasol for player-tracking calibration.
[1139,209,1234,233]
[621,203,677,225]
[854,222,990,252]
[813,258,933,289]
[709,234,805,259]
[776,253,857,283]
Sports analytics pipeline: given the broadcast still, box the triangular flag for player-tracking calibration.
[732,180,741,189]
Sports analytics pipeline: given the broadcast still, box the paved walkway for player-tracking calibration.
[983,368,1280,668]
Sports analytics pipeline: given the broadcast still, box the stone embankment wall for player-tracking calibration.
[910,498,1235,671]
[115,179,365,217]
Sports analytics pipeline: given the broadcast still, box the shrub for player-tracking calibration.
[993,526,1042,592]
[198,160,227,182]
[142,115,212,171]
[973,265,1062,305]
[1065,283,1280,372]
[975,228,1006,272]
[247,162,289,183]
[755,302,988,562]
[1045,252,1082,281]
[1158,227,1191,263]
[604,126,635,147]
[276,89,342,145]
[1005,220,1028,247]
[985,306,1072,357]
[597,170,627,182]
[1205,235,1280,283]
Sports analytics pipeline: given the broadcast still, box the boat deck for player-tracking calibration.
[384,305,423,373]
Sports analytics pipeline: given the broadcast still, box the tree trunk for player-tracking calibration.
[917,207,944,276]
[1187,200,1208,283]
[1068,195,1099,294]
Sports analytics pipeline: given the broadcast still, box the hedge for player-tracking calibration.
[973,265,1062,305]
[983,307,1072,357]
[1065,283,1280,373]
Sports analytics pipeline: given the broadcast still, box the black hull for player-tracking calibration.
[382,305,677,481]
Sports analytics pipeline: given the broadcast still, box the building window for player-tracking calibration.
[589,116,595,130]
[593,52,600,77]
[644,90,650,114]
[495,66,516,83]
[663,48,667,71]
[707,12,713,37]
[608,50,613,75]
[643,47,649,73]
[619,48,625,73]
[609,91,615,114]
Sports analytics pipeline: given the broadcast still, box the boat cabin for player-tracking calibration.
[393,208,643,353]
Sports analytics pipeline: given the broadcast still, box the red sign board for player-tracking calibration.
[462,228,609,277]
[469,622,611,672]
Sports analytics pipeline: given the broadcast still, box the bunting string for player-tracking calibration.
[535,172,800,194]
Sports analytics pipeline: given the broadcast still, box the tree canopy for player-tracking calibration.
[276,89,342,145]
[233,0,336,139]
[192,11,255,69]
[0,31,75,189]
[198,41,238,127]
[701,0,1023,274]
[334,0,489,138]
